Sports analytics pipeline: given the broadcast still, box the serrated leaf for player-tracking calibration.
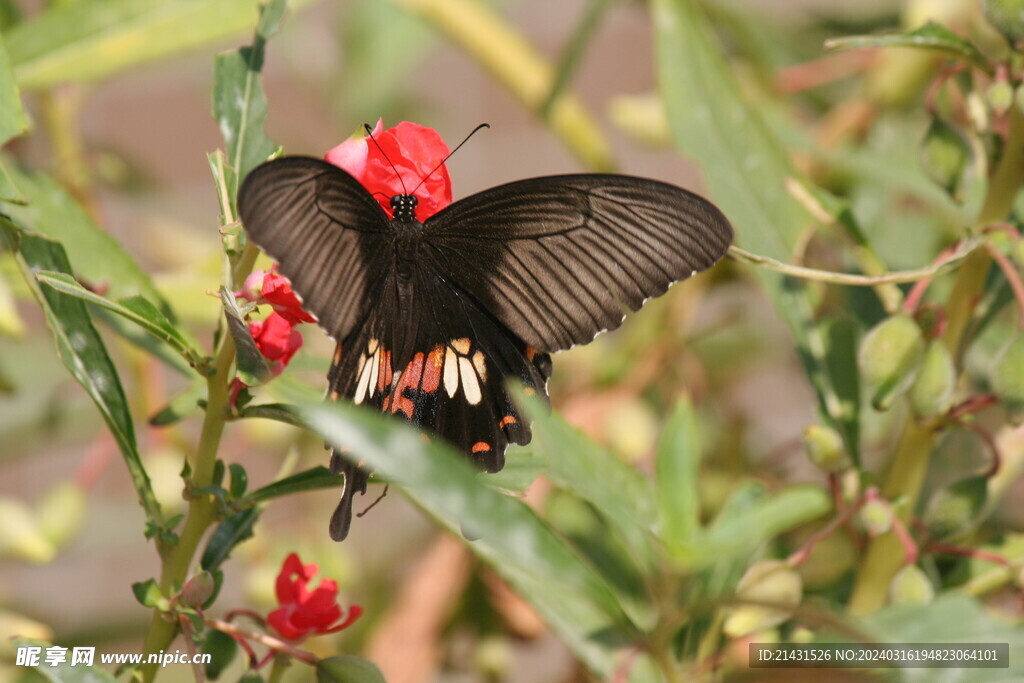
[0,218,163,524]
[825,22,989,72]
[35,271,206,371]
[213,0,283,202]
[4,0,314,90]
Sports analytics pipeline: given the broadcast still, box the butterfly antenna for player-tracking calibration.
[411,122,490,196]
[363,123,409,195]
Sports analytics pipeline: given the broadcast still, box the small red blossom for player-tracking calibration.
[249,312,303,376]
[324,119,452,221]
[267,553,362,641]
[238,267,316,324]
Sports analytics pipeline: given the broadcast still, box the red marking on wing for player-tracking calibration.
[386,352,425,418]
[423,346,444,393]
[471,441,492,454]
[499,415,517,428]
[376,349,393,394]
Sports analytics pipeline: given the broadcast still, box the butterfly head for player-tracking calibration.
[390,194,419,223]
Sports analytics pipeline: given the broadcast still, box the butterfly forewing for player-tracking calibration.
[421,174,733,352]
[237,157,394,341]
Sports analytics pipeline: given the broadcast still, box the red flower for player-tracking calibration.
[325,119,452,222]
[239,267,316,324]
[267,553,362,641]
[249,312,303,376]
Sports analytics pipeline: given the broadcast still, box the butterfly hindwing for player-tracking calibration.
[421,174,733,352]
[323,257,551,539]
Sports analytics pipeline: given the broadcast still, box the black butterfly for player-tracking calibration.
[237,157,733,540]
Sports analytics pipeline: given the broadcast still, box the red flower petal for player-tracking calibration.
[325,120,452,222]
[250,313,303,368]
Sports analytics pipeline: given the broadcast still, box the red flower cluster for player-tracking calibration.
[267,553,362,641]
[231,268,312,402]
[325,119,453,222]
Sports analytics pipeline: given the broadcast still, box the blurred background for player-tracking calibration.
[2,0,1022,681]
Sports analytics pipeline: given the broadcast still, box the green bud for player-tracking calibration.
[991,334,1024,423]
[923,475,988,540]
[723,560,802,638]
[987,80,1016,117]
[983,0,1024,44]
[889,564,935,605]
[919,118,970,193]
[181,570,216,608]
[909,340,957,419]
[858,498,893,536]
[793,529,857,589]
[858,314,925,411]
[802,424,849,473]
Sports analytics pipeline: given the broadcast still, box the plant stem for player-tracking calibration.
[848,104,1024,618]
[388,0,615,172]
[140,330,237,681]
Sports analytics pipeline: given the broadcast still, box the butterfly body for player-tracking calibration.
[238,156,732,540]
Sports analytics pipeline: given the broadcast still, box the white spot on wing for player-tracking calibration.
[459,356,482,405]
[368,349,380,397]
[472,350,487,382]
[444,346,459,398]
[354,354,372,405]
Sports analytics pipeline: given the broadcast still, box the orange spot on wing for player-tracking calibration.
[376,349,393,394]
[332,344,343,365]
[422,345,444,393]
[471,441,492,453]
[499,415,517,428]
[525,345,538,361]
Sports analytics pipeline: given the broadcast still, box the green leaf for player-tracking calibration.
[694,484,829,565]
[213,0,283,202]
[858,594,1024,681]
[201,627,239,679]
[317,655,386,683]
[221,287,272,385]
[0,34,27,145]
[131,578,164,608]
[0,218,163,525]
[236,464,343,506]
[302,401,661,681]
[654,0,861,464]
[825,22,989,72]
[12,638,118,682]
[655,397,701,557]
[200,507,259,573]
[518,390,657,544]
[149,380,206,426]
[4,0,313,90]
[0,158,195,374]
[35,271,207,371]
[228,462,248,498]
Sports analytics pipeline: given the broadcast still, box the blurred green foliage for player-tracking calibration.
[2,0,1024,681]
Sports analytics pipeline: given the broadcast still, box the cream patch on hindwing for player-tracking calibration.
[441,337,486,405]
[353,337,383,405]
